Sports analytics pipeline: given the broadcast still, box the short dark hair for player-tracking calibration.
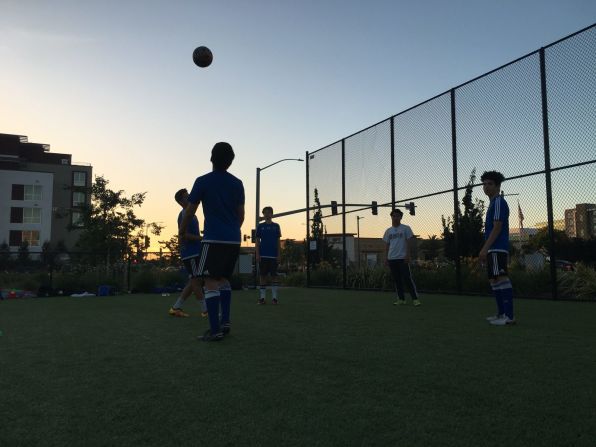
[174,188,188,205]
[211,142,235,171]
[262,206,273,214]
[390,208,403,217]
[480,170,505,186]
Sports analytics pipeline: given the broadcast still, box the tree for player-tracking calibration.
[280,239,305,272]
[0,241,10,269]
[441,169,486,260]
[17,241,30,267]
[419,235,442,260]
[74,175,162,265]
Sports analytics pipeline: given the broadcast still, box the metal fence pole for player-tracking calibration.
[450,88,462,294]
[342,139,347,289]
[540,47,558,300]
[305,151,311,288]
[390,116,396,208]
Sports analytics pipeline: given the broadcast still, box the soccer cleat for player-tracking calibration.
[257,298,266,305]
[169,307,189,317]
[485,314,504,322]
[272,298,279,305]
[489,316,516,326]
[198,329,224,342]
[413,299,421,306]
[221,323,231,335]
[393,300,406,306]
[200,311,208,318]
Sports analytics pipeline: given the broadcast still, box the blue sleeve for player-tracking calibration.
[238,181,245,205]
[494,197,508,222]
[188,177,203,205]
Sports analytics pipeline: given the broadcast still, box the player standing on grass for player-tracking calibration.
[256,206,282,305]
[179,142,245,342]
[168,188,207,318]
[383,209,421,306]
[479,171,515,326]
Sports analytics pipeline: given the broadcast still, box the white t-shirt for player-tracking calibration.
[383,224,414,260]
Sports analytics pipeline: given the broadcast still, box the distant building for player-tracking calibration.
[324,233,418,267]
[0,133,92,252]
[564,204,596,239]
[535,219,565,231]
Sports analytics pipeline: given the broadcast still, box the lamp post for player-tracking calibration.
[255,158,303,282]
[356,215,365,269]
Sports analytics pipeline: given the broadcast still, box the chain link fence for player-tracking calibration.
[306,24,596,300]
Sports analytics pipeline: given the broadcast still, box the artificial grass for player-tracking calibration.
[1,289,595,447]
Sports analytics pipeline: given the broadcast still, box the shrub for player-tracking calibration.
[558,263,596,300]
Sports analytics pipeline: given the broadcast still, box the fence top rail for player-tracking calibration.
[307,22,595,157]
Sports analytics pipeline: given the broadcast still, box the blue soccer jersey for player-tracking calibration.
[188,171,245,243]
[485,195,510,253]
[177,210,201,260]
[256,222,281,258]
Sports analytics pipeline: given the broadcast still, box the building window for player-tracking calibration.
[73,171,87,187]
[10,207,23,223]
[24,185,42,201]
[9,230,22,247]
[71,211,84,228]
[72,191,86,207]
[11,184,24,200]
[22,230,40,247]
[23,208,42,224]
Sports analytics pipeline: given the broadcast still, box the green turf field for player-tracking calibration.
[1,288,595,447]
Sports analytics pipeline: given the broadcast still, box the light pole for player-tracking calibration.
[356,215,365,269]
[255,158,303,282]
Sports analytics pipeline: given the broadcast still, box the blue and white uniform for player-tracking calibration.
[485,194,510,253]
[256,222,281,258]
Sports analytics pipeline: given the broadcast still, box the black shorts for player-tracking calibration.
[487,252,509,279]
[197,242,240,279]
[182,255,202,278]
[259,258,278,276]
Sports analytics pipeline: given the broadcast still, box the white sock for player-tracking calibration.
[259,287,266,299]
[200,299,207,313]
[173,296,185,309]
[272,284,278,299]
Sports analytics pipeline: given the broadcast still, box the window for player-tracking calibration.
[11,184,24,200]
[73,171,87,187]
[24,185,42,201]
[22,230,40,246]
[9,230,22,246]
[10,207,23,223]
[23,208,41,224]
[72,191,86,207]
[71,211,84,228]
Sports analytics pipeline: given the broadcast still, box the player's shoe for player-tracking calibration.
[221,322,231,335]
[489,316,516,326]
[198,329,224,342]
[272,298,279,305]
[393,300,406,305]
[413,299,421,306]
[169,307,189,317]
[485,314,504,322]
[257,298,266,305]
[200,311,208,318]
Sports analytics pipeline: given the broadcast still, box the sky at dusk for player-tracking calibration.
[1,0,595,247]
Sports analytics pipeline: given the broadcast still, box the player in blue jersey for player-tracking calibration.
[479,171,515,326]
[383,208,420,306]
[179,142,245,342]
[256,206,282,304]
[168,188,206,318]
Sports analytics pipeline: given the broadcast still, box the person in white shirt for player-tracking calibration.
[383,208,420,306]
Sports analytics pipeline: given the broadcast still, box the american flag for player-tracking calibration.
[518,200,524,229]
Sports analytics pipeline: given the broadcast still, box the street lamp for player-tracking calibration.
[255,158,304,239]
[254,158,303,284]
[356,215,365,269]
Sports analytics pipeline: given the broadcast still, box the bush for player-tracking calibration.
[558,263,596,300]
[283,272,306,287]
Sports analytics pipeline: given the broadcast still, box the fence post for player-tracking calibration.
[305,151,311,288]
[540,47,558,300]
[342,139,347,289]
[390,116,396,208]
[450,88,462,294]
[127,254,132,293]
